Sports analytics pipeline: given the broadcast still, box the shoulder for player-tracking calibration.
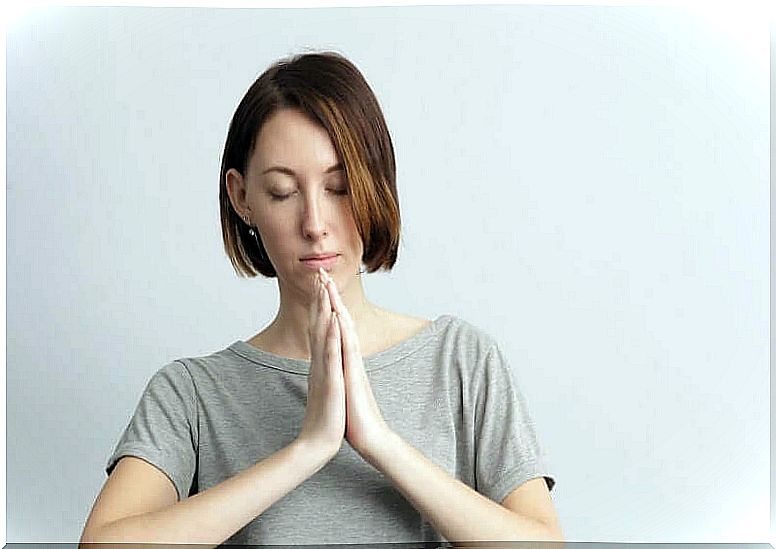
[167,343,248,378]
[378,310,495,346]
[146,360,193,387]
[378,311,503,375]
[434,314,500,356]
[367,309,433,353]
[139,362,200,404]
[429,315,521,389]
[135,346,246,400]
[388,311,433,336]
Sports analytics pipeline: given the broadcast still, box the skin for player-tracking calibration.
[225,107,430,361]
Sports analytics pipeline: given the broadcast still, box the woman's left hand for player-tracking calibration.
[320,270,391,460]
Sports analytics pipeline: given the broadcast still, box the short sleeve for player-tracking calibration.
[105,360,198,501]
[473,344,556,504]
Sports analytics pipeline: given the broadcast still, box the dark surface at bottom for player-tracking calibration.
[4,543,775,549]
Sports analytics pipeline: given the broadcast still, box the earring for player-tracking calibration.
[242,213,266,260]
[241,213,257,238]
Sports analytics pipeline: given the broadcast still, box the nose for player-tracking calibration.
[301,193,328,240]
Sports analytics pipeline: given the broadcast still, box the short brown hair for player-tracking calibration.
[219,51,401,278]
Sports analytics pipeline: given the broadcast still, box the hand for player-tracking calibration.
[296,272,346,460]
[319,269,391,460]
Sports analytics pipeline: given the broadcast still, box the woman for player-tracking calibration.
[79,51,562,547]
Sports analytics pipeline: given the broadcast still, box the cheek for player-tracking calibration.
[349,228,364,255]
[254,221,286,252]
[259,229,294,267]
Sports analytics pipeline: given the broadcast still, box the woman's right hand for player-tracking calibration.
[296,269,346,460]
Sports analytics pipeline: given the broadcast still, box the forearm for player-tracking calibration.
[80,439,331,547]
[364,430,561,544]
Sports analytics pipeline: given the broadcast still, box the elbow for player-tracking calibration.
[78,528,101,547]
[78,526,95,546]
[548,532,565,543]
[526,517,563,543]
[543,522,565,543]
[79,521,115,546]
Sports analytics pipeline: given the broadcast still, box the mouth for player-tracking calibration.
[300,255,339,270]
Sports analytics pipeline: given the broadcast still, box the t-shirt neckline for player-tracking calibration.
[227,314,453,375]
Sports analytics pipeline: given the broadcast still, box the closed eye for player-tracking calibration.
[269,189,348,201]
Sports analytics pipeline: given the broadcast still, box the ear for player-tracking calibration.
[225,168,249,217]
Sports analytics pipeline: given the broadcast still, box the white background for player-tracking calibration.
[5,3,770,543]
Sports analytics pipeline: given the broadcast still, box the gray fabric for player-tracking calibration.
[106,314,555,545]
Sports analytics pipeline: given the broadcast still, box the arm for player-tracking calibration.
[79,439,331,547]
[363,429,563,544]
[320,275,561,543]
[84,273,348,547]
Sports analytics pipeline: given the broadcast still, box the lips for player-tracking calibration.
[300,255,339,271]
[300,254,337,261]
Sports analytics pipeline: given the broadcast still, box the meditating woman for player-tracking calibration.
[79,50,561,547]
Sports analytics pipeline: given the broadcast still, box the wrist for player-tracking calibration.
[358,426,400,466]
[290,437,339,470]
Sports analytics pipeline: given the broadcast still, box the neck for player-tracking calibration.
[261,274,382,360]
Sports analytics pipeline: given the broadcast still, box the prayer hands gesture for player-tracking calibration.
[297,268,390,462]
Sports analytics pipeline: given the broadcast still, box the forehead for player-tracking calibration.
[250,108,339,174]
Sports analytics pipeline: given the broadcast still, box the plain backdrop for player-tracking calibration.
[5,4,770,543]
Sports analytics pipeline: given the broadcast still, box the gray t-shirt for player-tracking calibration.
[106,314,555,545]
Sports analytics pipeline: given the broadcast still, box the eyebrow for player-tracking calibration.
[259,163,343,177]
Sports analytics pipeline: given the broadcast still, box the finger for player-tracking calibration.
[326,312,342,370]
[321,276,333,315]
[308,273,322,329]
[325,278,356,336]
[333,311,350,362]
[309,282,326,364]
[311,274,323,321]
[318,267,328,296]
[323,275,345,315]
[316,278,330,338]
[337,306,357,358]
[321,280,350,344]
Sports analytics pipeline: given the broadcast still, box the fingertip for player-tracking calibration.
[330,314,340,337]
[323,285,331,305]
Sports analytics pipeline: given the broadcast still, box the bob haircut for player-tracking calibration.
[219,51,401,278]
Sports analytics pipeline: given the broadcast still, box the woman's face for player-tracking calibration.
[244,108,363,295]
